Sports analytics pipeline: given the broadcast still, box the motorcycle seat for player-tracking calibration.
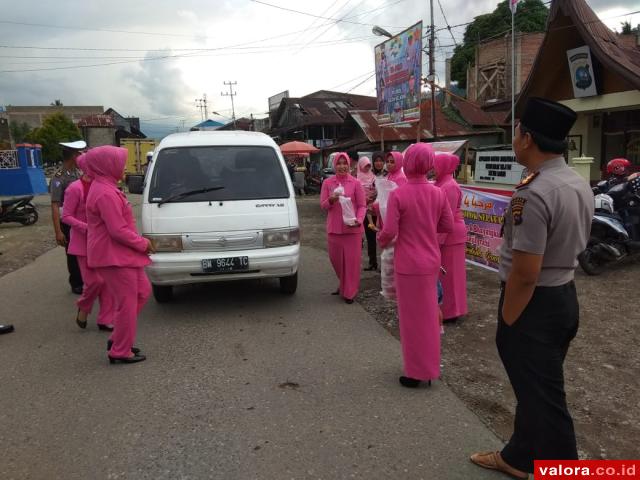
[595,211,624,222]
[1,196,33,207]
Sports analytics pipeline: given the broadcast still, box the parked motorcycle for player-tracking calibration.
[0,196,39,226]
[579,175,640,275]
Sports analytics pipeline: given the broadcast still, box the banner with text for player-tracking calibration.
[461,187,512,272]
[374,22,422,126]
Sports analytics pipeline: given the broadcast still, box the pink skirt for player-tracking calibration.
[396,272,440,381]
[439,243,468,319]
[328,233,362,300]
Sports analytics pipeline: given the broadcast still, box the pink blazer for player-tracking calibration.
[377,178,454,275]
[86,177,150,268]
[435,177,467,245]
[61,180,88,256]
[320,174,367,235]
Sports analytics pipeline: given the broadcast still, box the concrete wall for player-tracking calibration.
[85,127,116,148]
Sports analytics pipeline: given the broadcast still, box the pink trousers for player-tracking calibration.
[97,266,150,358]
[328,233,362,301]
[396,272,440,381]
[76,256,114,326]
[439,243,468,319]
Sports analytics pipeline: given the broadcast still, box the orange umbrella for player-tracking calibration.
[279,141,320,154]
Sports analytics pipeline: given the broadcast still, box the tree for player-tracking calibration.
[50,99,63,107]
[619,21,637,34]
[9,121,33,144]
[450,0,549,89]
[26,112,82,165]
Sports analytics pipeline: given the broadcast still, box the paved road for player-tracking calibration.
[0,245,503,480]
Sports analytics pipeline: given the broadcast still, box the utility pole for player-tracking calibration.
[429,0,437,139]
[221,81,238,129]
[195,94,208,121]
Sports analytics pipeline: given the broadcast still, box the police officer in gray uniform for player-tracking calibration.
[471,98,594,478]
[50,140,86,294]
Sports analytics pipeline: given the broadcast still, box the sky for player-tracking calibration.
[0,0,638,138]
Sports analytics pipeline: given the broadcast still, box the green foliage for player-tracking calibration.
[26,112,82,165]
[9,121,32,144]
[50,99,63,107]
[619,21,637,34]
[451,0,549,89]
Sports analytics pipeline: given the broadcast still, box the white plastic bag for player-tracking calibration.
[375,178,398,223]
[338,196,357,226]
[380,246,396,301]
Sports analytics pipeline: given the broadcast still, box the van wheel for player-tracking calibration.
[152,284,173,303]
[279,273,298,295]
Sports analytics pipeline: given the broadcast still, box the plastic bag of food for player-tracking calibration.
[380,246,396,301]
[375,178,398,222]
[338,195,357,226]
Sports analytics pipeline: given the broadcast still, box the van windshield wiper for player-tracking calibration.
[157,186,225,207]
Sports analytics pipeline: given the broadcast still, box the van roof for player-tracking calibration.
[157,131,278,149]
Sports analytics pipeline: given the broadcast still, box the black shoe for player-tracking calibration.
[345,298,354,304]
[71,286,84,295]
[0,324,15,335]
[75,310,87,329]
[443,317,459,324]
[399,376,431,388]
[108,354,146,364]
[97,324,114,332]
[364,265,378,271]
[107,340,141,355]
[331,288,340,295]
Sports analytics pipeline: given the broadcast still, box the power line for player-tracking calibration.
[436,0,458,46]
[250,0,403,29]
[346,72,376,93]
[329,70,376,90]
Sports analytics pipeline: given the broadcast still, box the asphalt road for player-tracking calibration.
[0,245,504,480]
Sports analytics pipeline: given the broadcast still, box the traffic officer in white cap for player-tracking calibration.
[50,140,87,294]
[471,97,594,478]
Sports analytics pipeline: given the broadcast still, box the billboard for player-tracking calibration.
[461,187,512,272]
[374,22,423,126]
[567,46,598,98]
[268,90,290,112]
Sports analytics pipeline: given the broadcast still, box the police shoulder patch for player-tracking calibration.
[516,171,539,189]
[511,196,527,225]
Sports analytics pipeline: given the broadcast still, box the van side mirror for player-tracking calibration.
[127,175,145,195]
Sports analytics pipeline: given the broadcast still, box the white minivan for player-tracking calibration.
[135,131,300,302]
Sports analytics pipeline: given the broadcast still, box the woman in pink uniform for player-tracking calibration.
[62,154,115,331]
[357,156,378,271]
[385,151,407,187]
[377,143,454,388]
[320,153,366,304]
[85,146,154,364]
[434,153,468,322]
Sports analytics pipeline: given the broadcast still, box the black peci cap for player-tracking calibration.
[520,97,577,142]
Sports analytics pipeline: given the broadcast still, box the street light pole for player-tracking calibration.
[429,0,437,139]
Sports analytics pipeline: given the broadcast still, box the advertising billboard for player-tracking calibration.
[374,22,423,126]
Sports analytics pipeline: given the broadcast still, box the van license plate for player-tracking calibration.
[201,257,249,273]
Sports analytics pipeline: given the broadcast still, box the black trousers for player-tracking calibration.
[496,281,579,473]
[364,216,377,267]
[61,222,83,290]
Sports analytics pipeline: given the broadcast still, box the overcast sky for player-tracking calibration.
[0,0,638,138]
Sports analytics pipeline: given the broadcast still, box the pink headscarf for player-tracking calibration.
[403,143,434,178]
[76,153,92,196]
[434,152,460,185]
[357,157,375,187]
[333,152,351,179]
[84,146,127,185]
[76,153,89,176]
[386,151,407,185]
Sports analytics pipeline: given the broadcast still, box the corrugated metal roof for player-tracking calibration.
[77,114,115,128]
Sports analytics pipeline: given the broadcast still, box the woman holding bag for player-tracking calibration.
[434,153,468,322]
[377,143,454,388]
[357,156,378,271]
[85,146,155,364]
[320,152,366,304]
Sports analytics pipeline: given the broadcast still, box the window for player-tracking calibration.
[148,146,290,203]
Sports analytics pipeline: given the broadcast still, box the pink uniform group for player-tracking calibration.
[62,145,152,363]
[321,144,468,385]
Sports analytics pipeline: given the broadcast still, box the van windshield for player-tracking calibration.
[148,146,290,203]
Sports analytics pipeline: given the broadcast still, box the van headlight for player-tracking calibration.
[263,228,300,248]
[145,235,183,252]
